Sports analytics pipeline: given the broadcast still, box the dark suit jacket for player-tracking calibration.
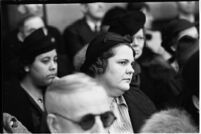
[63,17,100,62]
[3,79,49,133]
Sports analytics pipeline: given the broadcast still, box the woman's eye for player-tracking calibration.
[41,59,50,64]
[119,61,127,65]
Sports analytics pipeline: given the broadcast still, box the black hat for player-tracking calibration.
[176,35,199,68]
[102,6,127,26]
[20,28,56,64]
[108,10,145,36]
[80,32,133,72]
[161,19,195,52]
[127,2,149,11]
[182,50,199,96]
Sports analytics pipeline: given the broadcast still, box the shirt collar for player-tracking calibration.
[86,19,101,32]
[115,95,128,107]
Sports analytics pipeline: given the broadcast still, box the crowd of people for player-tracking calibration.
[2,2,199,133]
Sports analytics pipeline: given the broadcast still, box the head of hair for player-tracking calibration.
[127,2,150,12]
[18,14,43,33]
[161,19,195,55]
[45,73,105,113]
[80,32,135,77]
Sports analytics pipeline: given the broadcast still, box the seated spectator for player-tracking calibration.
[3,28,57,133]
[176,1,197,24]
[63,3,107,68]
[45,73,116,133]
[161,19,198,72]
[80,32,151,132]
[175,35,199,71]
[3,14,45,82]
[108,10,180,110]
[3,13,70,82]
[140,51,199,133]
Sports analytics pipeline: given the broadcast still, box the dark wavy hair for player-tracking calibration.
[84,43,135,77]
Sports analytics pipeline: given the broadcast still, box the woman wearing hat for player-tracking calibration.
[108,10,182,111]
[3,28,58,133]
[81,32,135,133]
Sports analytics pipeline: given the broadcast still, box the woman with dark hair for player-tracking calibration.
[3,28,58,133]
[81,32,135,133]
[108,10,181,110]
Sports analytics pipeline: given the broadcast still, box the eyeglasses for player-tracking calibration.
[52,111,116,130]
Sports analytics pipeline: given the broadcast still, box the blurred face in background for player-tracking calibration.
[98,44,134,97]
[84,3,107,21]
[20,16,45,40]
[177,2,196,15]
[18,4,43,16]
[131,29,145,59]
[26,49,57,86]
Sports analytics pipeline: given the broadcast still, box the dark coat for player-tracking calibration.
[3,79,49,133]
[124,84,157,133]
[124,62,157,133]
[63,17,100,62]
[138,48,182,110]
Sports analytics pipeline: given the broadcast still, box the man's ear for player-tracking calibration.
[47,114,60,133]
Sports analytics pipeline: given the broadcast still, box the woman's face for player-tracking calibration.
[98,45,134,97]
[27,49,58,86]
[131,29,145,59]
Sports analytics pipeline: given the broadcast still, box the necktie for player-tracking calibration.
[94,24,99,33]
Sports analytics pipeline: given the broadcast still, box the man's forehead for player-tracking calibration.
[49,87,109,118]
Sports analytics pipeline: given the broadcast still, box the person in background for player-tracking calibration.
[140,50,199,133]
[63,3,107,70]
[45,73,116,133]
[2,14,45,82]
[127,2,164,57]
[176,1,197,24]
[161,19,198,72]
[3,13,71,83]
[3,28,57,133]
[175,35,199,71]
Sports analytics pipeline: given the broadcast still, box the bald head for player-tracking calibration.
[45,72,108,114]
[45,73,111,133]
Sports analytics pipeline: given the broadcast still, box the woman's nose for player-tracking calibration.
[127,64,134,75]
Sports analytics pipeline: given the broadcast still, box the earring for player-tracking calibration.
[24,67,29,72]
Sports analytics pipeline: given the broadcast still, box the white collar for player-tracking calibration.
[86,19,101,32]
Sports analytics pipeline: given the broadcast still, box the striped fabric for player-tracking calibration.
[108,96,134,133]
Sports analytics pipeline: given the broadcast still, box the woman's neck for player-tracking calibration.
[21,76,45,110]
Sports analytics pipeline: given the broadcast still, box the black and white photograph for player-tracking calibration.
[2,1,199,133]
